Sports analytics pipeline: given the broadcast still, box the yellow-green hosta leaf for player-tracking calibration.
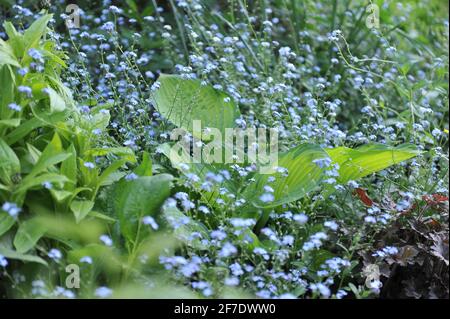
[326,143,420,184]
[152,74,241,139]
[243,143,329,209]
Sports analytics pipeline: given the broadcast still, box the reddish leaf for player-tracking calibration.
[423,194,449,205]
[354,188,374,207]
[432,194,449,202]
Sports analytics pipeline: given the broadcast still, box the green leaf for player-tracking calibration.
[23,14,53,52]
[1,22,24,58]
[0,65,15,120]
[0,246,48,266]
[4,118,43,145]
[97,158,133,187]
[0,39,20,67]
[15,173,69,194]
[152,74,240,139]
[112,174,173,244]
[13,218,47,253]
[88,211,116,223]
[25,133,70,179]
[326,143,420,184]
[90,110,110,131]
[0,213,15,236]
[70,200,95,223]
[46,87,66,113]
[2,21,20,39]
[0,138,20,185]
[134,151,152,176]
[0,119,21,128]
[243,144,329,209]
[60,144,77,190]
[49,189,73,203]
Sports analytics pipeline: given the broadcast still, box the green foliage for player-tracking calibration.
[0,14,136,262]
[110,174,173,250]
[326,143,421,183]
[0,0,447,300]
[158,76,420,218]
[153,74,241,139]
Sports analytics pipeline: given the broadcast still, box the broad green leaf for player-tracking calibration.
[0,246,48,266]
[243,144,329,209]
[41,43,67,67]
[0,138,20,185]
[326,143,420,184]
[70,200,95,223]
[113,174,173,244]
[13,218,47,253]
[152,74,241,139]
[23,14,53,53]
[0,213,15,236]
